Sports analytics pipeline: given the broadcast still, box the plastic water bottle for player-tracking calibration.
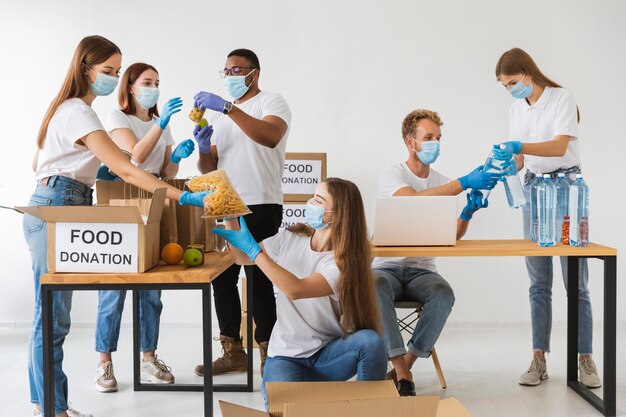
[536,174,556,247]
[555,173,570,243]
[480,144,526,208]
[503,162,526,208]
[569,174,589,247]
[529,175,542,242]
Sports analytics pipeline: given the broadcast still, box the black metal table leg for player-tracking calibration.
[567,256,617,416]
[246,272,254,391]
[132,289,141,391]
[202,285,213,417]
[42,285,55,417]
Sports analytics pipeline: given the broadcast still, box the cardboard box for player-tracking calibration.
[19,188,166,273]
[282,153,327,202]
[219,380,473,417]
[280,202,307,230]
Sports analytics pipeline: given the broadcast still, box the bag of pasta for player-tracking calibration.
[186,170,251,219]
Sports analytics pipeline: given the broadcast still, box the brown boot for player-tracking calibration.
[194,335,247,377]
[259,341,269,378]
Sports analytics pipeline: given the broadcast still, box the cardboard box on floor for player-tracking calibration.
[19,188,166,273]
[219,380,473,417]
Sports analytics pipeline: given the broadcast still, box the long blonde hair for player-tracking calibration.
[496,47,579,122]
[36,35,121,149]
[287,178,381,335]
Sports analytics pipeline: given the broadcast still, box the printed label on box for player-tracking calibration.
[281,203,307,229]
[282,159,323,195]
[55,223,139,272]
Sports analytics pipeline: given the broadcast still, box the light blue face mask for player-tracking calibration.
[134,86,160,109]
[509,74,533,99]
[415,140,440,165]
[88,67,119,96]
[305,202,332,231]
[224,69,256,100]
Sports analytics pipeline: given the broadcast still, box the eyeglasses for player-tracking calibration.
[219,66,256,78]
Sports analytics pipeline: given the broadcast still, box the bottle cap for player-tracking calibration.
[575,173,583,179]
[543,174,551,178]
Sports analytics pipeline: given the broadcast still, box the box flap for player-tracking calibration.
[219,401,270,417]
[146,188,166,223]
[436,398,473,417]
[283,396,439,417]
[16,205,143,223]
[266,381,398,417]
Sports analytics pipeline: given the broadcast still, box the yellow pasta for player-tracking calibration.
[187,170,251,218]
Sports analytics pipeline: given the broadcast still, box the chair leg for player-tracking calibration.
[431,347,447,389]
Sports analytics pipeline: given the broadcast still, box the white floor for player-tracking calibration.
[1,323,624,417]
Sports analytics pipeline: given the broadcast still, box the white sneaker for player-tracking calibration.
[579,357,602,388]
[33,404,93,417]
[95,361,118,392]
[519,357,548,386]
[141,356,175,384]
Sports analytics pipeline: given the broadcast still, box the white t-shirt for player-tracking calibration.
[509,87,580,175]
[213,91,291,205]
[373,162,451,272]
[106,110,175,176]
[36,98,105,187]
[263,229,343,358]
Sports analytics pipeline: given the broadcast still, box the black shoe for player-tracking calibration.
[397,378,416,396]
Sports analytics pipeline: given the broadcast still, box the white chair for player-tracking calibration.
[395,300,447,388]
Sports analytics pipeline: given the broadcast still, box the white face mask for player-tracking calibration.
[134,86,160,109]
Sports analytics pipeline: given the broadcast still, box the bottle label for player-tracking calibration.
[569,187,579,243]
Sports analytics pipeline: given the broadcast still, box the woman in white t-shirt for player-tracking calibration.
[24,35,210,417]
[213,178,387,406]
[93,62,195,391]
[493,48,600,389]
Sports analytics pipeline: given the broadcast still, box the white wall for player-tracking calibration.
[1,0,625,332]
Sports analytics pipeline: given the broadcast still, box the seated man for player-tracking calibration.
[374,109,498,396]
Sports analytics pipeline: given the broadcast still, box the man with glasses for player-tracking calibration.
[192,49,291,377]
[374,109,498,396]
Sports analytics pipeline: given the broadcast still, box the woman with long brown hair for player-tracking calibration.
[24,35,209,417]
[493,47,600,388]
[92,62,195,392]
[213,177,386,405]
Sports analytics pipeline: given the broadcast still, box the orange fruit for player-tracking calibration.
[161,243,184,265]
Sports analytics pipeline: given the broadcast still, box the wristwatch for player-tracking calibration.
[223,101,234,114]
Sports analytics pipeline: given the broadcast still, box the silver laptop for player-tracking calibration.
[371,196,458,246]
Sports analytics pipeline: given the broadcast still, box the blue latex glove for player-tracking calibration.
[492,141,522,161]
[170,139,195,164]
[460,190,489,221]
[458,165,500,191]
[96,164,120,181]
[178,190,213,208]
[156,97,183,129]
[193,124,214,153]
[193,91,228,113]
[212,217,261,261]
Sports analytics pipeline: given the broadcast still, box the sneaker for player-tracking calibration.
[66,405,94,417]
[95,361,118,392]
[579,357,602,388]
[141,356,175,384]
[519,357,548,386]
[397,379,416,396]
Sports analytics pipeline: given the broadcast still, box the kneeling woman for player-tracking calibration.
[214,178,387,399]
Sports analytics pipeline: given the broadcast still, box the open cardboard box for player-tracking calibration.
[220,380,473,417]
[18,188,166,273]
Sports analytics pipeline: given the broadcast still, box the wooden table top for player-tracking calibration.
[371,240,617,258]
[41,251,234,285]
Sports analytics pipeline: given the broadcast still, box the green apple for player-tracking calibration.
[197,118,208,129]
[183,248,203,267]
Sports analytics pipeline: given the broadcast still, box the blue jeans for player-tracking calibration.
[22,176,93,415]
[95,289,163,353]
[261,330,387,407]
[374,265,455,358]
[523,168,593,354]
